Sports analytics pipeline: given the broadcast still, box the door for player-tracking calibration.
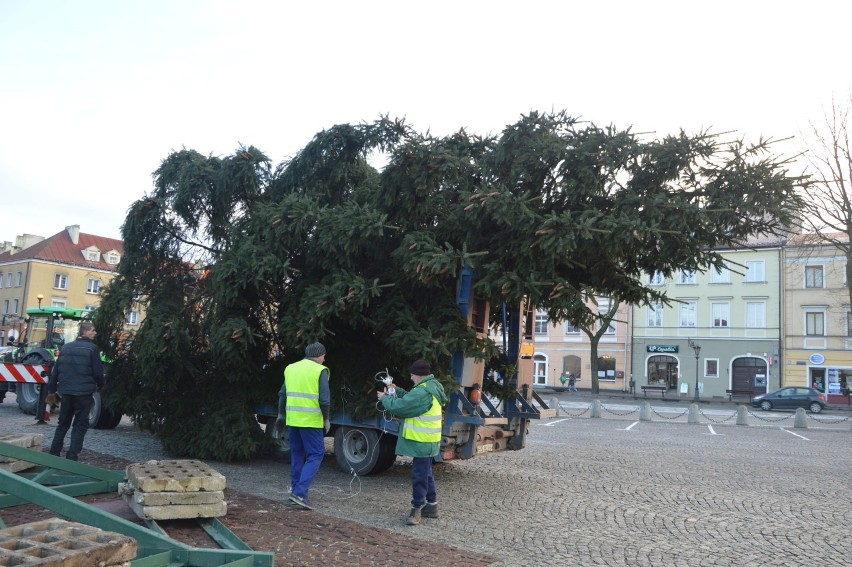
[731,357,768,395]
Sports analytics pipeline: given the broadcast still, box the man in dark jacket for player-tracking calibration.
[378,359,448,525]
[47,321,104,460]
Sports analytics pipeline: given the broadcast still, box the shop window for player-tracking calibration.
[597,356,616,381]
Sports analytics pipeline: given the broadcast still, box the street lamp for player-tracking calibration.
[36,294,44,309]
[688,338,701,401]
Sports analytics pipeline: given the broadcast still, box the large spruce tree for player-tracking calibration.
[95,112,803,460]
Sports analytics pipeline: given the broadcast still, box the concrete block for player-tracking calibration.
[0,517,137,567]
[0,459,38,473]
[118,482,224,506]
[0,432,44,463]
[126,459,226,492]
[122,493,227,520]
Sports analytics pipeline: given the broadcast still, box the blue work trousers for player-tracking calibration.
[288,426,325,499]
[411,456,437,508]
[49,393,94,460]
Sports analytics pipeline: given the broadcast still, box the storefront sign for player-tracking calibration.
[809,353,825,365]
[647,345,678,353]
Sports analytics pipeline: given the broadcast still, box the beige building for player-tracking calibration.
[530,298,632,391]
[0,225,141,343]
[783,233,851,404]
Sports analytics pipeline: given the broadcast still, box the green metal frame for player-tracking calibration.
[0,442,274,566]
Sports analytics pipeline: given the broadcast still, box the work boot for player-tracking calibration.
[406,506,423,525]
[422,502,438,519]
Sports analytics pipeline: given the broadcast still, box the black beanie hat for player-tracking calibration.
[305,342,326,358]
[409,359,431,376]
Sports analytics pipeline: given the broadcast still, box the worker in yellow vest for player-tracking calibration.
[277,342,330,510]
[377,359,448,525]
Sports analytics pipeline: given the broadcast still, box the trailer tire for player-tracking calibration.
[333,426,396,475]
[89,392,123,429]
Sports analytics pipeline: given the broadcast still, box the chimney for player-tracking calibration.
[66,225,80,245]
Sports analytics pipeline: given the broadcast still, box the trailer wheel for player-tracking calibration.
[333,427,396,475]
[16,353,45,415]
[89,392,123,429]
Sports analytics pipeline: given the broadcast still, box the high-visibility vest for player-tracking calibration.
[284,359,327,428]
[401,382,442,442]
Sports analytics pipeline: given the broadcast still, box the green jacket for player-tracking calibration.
[380,374,448,458]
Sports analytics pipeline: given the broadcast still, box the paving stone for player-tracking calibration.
[125,460,226,493]
[0,518,136,567]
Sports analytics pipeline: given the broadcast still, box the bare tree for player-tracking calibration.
[801,94,852,305]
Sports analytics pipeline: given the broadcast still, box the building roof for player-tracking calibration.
[0,226,123,271]
[786,231,849,247]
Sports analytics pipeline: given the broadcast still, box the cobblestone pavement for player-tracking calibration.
[3,394,852,566]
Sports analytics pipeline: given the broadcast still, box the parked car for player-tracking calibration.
[751,387,827,413]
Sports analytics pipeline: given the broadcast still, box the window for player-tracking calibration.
[710,266,730,284]
[711,302,730,328]
[54,274,68,290]
[52,298,66,307]
[85,250,100,262]
[679,302,697,327]
[805,311,825,336]
[126,311,140,325]
[746,302,766,328]
[15,272,22,286]
[679,270,696,284]
[86,279,101,294]
[705,359,719,378]
[85,304,97,311]
[2,300,8,314]
[805,265,824,288]
[598,299,616,334]
[647,302,663,327]
[649,272,664,285]
[106,252,120,265]
[0,272,3,288]
[847,310,852,338]
[534,312,548,335]
[11,299,18,314]
[597,356,616,380]
[564,321,581,335]
[746,260,764,282]
[4,273,10,288]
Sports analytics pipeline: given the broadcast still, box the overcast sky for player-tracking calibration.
[1,0,849,242]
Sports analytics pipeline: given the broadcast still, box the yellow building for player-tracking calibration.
[783,233,851,404]
[0,225,142,343]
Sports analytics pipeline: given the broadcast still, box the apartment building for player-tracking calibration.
[783,233,851,404]
[0,225,141,343]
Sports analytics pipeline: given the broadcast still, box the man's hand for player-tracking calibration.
[324,418,331,434]
[376,390,385,400]
[45,392,60,406]
[274,413,285,434]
